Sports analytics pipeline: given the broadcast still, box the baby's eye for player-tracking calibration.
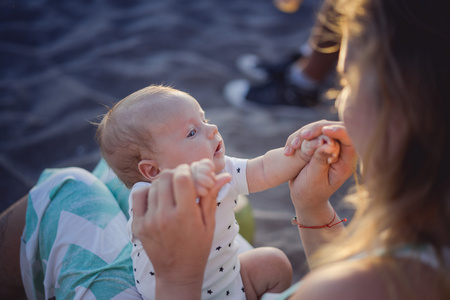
[187,129,197,138]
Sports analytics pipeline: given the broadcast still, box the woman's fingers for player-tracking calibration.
[214,173,232,191]
[172,164,198,215]
[131,186,151,239]
[197,172,231,230]
[132,187,150,220]
[322,124,353,148]
[154,170,177,222]
[284,120,342,156]
[146,180,159,217]
[322,125,357,172]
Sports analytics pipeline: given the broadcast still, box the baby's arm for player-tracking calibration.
[247,135,339,193]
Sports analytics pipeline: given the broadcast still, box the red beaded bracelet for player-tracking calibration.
[291,211,347,229]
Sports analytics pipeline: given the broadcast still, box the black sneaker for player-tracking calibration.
[235,52,303,83]
[231,51,319,107]
[246,75,319,107]
[224,77,319,109]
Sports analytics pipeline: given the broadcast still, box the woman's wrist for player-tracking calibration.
[294,201,336,227]
[156,277,204,300]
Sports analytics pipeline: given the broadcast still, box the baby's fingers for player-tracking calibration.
[301,138,324,157]
[191,160,214,178]
[313,142,340,164]
[196,185,209,197]
[192,159,215,173]
[196,172,216,187]
[194,169,216,197]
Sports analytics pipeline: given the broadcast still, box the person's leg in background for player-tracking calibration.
[0,195,27,299]
[225,0,342,108]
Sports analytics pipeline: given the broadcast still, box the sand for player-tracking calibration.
[0,0,354,283]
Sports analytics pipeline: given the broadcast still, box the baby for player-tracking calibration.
[96,85,339,299]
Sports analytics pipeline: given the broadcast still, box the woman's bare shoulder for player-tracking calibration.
[291,259,388,300]
[291,256,444,300]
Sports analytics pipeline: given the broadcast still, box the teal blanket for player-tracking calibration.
[20,160,140,299]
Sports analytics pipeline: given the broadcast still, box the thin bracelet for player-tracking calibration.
[291,210,347,229]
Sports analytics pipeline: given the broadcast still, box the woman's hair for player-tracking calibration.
[313,0,450,294]
[96,85,184,188]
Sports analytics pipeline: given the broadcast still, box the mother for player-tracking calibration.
[2,0,449,298]
[132,0,450,298]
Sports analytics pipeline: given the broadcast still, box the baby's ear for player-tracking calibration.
[138,160,160,181]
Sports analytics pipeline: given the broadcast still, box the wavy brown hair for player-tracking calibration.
[312,0,450,297]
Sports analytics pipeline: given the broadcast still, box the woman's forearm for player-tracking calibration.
[295,201,346,268]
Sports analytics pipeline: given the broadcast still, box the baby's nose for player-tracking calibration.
[207,123,218,139]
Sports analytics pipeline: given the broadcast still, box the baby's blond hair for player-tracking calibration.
[96,85,188,188]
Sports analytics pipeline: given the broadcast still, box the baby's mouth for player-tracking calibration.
[214,140,223,156]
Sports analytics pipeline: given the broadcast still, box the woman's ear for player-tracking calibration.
[138,160,160,181]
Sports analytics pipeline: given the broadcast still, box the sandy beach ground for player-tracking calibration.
[0,0,355,283]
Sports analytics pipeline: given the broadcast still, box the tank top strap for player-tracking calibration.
[393,244,450,270]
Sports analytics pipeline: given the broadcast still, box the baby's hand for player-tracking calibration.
[301,134,340,164]
[190,159,216,197]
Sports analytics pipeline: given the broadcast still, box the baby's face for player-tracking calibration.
[147,95,226,174]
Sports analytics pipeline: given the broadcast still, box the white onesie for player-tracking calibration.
[127,156,249,299]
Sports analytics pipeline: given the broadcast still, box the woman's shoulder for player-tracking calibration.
[291,259,388,300]
[290,255,444,300]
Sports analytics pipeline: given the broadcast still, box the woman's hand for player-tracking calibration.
[286,120,357,212]
[132,164,231,300]
[286,121,356,265]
